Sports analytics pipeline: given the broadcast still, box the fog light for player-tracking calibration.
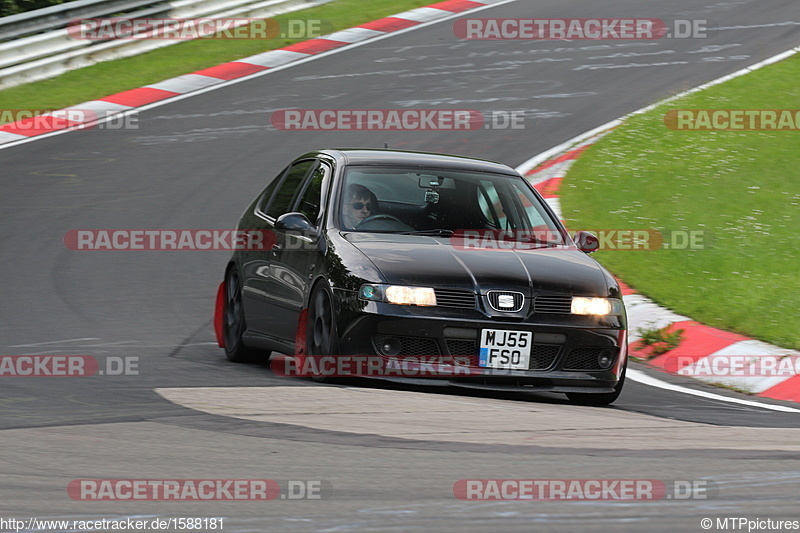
[379,337,402,356]
[597,349,615,369]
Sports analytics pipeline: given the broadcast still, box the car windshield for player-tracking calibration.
[337,166,565,245]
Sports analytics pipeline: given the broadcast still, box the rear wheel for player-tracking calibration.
[306,282,339,382]
[223,267,264,363]
[566,359,627,406]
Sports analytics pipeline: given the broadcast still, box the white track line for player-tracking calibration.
[627,369,800,413]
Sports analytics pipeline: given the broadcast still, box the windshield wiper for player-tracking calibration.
[397,229,455,236]
[518,235,562,246]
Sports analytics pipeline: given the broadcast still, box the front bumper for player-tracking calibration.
[333,303,627,393]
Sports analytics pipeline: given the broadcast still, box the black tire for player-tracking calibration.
[566,359,627,406]
[306,282,340,382]
[223,267,264,363]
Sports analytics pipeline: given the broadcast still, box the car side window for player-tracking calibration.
[295,163,329,225]
[256,165,288,214]
[267,160,315,219]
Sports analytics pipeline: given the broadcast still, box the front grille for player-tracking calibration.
[534,295,572,314]
[562,347,619,371]
[487,290,525,312]
[373,335,440,356]
[447,339,476,357]
[528,344,562,370]
[434,288,477,309]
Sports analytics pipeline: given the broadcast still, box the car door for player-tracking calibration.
[239,164,286,337]
[243,158,316,336]
[271,161,332,340]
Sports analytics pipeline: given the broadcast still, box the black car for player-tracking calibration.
[214,149,627,405]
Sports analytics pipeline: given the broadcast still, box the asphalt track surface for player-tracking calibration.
[1,0,800,531]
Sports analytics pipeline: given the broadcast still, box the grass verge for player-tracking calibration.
[0,0,434,113]
[563,53,800,350]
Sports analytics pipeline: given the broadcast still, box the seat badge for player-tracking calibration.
[498,294,515,308]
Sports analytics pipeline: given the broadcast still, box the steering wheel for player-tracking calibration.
[355,214,405,229]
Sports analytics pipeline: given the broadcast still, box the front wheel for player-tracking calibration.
[566,359,627,406]
[306,282,340,382]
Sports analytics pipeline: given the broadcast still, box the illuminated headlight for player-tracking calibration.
[571,297,623,316]
[359,284,437,307]
[387,286,436,306]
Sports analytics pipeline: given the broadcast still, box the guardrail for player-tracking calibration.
[0,0,333,90]
[0,0,167,41]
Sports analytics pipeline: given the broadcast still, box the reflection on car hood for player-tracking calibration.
[343,233,613,296]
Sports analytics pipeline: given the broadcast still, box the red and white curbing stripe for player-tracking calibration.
[0,0,498,144]
[525,137,800,404]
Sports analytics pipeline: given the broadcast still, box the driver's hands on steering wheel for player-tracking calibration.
[354,213,405,228]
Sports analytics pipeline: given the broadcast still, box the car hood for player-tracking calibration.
[343,233,616,297]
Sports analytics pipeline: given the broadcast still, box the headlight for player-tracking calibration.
[571,297,623,316]
[359,284,437,306]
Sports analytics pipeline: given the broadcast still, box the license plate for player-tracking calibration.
[479,329,532,370]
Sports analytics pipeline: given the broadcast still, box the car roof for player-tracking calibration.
[305,149,520,176]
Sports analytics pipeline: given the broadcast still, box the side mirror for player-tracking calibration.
[574,231,599,254]
[275,212,315,232]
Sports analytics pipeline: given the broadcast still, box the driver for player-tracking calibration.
[342,184,378,229]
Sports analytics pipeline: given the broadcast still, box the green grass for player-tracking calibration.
[0,0,433,113]
[563,54,800,350]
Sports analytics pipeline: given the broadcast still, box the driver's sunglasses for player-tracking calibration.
[351,202,373,210]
